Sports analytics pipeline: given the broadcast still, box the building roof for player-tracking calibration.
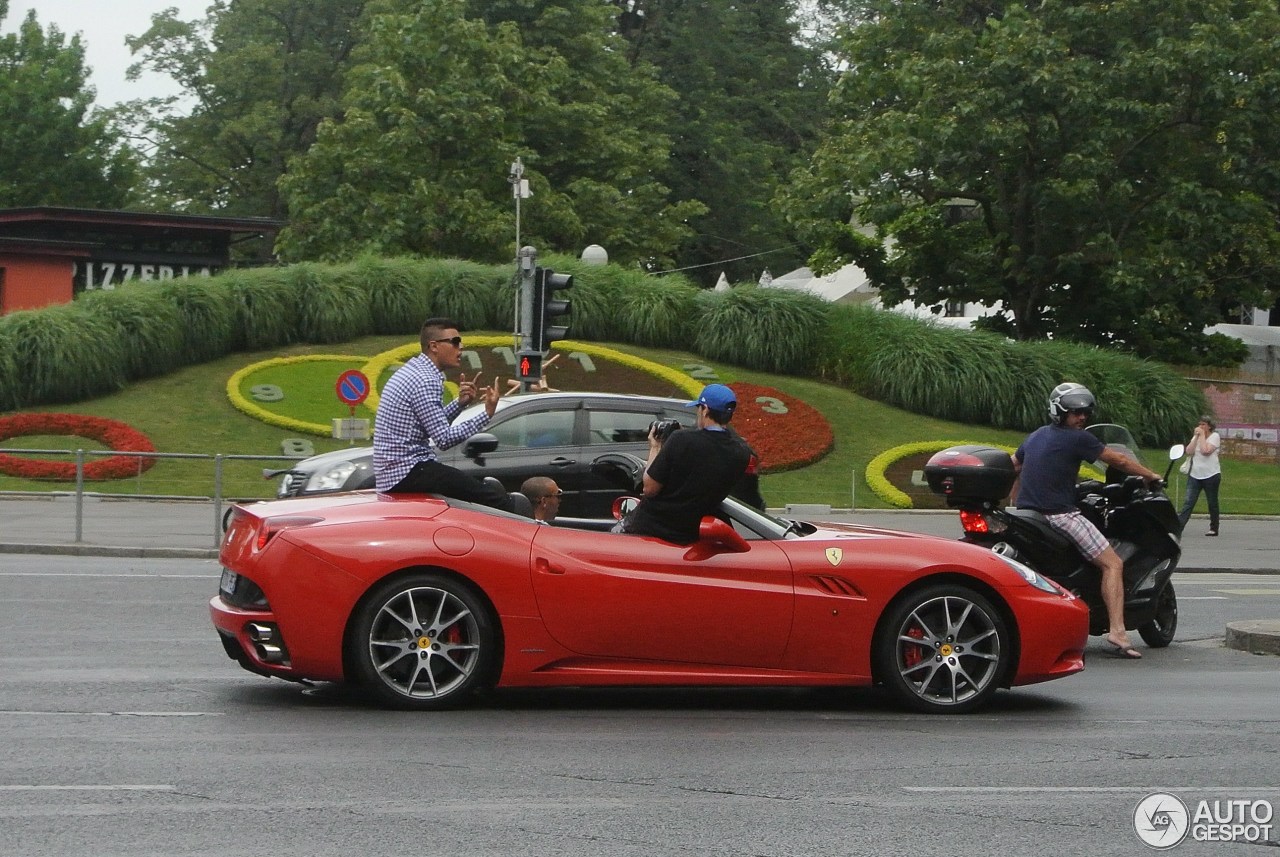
[0,207,282,234]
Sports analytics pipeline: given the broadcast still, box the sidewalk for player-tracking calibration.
[1,495,1275,572]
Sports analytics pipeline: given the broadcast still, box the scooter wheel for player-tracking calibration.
[1137,581,1177,648]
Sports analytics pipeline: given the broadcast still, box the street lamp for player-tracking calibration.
[581,244,608,266]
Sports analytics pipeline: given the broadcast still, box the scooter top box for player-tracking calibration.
[924,445,1016,502]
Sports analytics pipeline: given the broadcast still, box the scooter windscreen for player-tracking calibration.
[1085,423,1144,482]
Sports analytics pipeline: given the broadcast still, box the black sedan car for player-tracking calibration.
[268,392,763,518]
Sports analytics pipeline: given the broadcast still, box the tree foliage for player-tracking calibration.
[121,0,369,226]
[786,0,1280,362]
[0,2,137,208]
[277,0,701,266]
[616,0,834,285]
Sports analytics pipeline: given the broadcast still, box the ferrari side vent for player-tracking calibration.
[809,575,866,599]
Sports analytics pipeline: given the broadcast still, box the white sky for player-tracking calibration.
[2,0,211,107]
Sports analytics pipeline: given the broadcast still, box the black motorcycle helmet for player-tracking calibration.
[1048,382,1096,425]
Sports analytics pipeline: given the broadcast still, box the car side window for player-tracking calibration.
[586,410,662,445]
[489,409,576,449]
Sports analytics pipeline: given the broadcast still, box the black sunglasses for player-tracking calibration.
[431,336,463,347]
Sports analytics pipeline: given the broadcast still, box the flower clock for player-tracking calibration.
[227,340,834,473]
[0,413,156,481]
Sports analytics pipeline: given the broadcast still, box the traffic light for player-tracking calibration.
[533,266,573,352]
[516,351,542,382]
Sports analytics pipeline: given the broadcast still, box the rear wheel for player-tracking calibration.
[349,572,498,710]
[1137,581,1177,648]
[875,584,1011,714]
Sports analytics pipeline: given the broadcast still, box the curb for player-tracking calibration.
[0,543,219,560]
[1225,620,1280,656]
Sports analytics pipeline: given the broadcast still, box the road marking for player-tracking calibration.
[1212,589,1280,596]
[1,711,221,717]
[1179,596,1228,600]
[906,793,1274,798]
[0,785,175,792]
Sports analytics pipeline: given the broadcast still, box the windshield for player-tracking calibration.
[1085,423,1144,468]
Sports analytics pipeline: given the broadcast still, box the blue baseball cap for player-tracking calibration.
[687,383,737,413]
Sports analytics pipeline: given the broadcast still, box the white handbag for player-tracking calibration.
[1179,457,1192,475]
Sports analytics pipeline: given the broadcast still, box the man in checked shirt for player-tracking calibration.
[373,317,515,511]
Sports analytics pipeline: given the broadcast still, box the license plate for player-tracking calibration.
[219,569,238,596]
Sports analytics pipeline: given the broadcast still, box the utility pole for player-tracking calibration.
[516,246,540,391]
[509,157,530,259]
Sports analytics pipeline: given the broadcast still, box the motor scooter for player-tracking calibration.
[924,425,1185,646]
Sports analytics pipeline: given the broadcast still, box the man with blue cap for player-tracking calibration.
[614,383,752,544]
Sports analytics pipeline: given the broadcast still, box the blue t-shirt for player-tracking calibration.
[1015,425,1104,514]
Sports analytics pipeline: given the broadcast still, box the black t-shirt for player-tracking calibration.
[624,427,752,544]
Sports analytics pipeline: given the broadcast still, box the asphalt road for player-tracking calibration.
[1,555,1278,856]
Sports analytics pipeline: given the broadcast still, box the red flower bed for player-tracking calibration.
[728,382,835,473]
[0,413,157,481]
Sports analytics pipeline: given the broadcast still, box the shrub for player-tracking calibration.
[223,267,304,350]
[362,256,439,334]
[291,262,375,343]
[694,285,829,374]
[77,285,186,382]
[0,303,127,404]
[424,259,512,330]
[157,275,239,364]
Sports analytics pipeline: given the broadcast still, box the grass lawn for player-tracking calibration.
[3,333,1277,514]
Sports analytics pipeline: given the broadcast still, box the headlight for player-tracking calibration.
[305,461,358,492]
[993,551,1062,594]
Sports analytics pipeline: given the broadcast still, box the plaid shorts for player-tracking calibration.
[1044,510,1110,560]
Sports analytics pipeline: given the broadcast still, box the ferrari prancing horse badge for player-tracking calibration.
[825,547,843,567]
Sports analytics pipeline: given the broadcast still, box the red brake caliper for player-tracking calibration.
[903,625,926,668]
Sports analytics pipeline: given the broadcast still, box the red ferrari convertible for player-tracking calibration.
[211,492,1088,714]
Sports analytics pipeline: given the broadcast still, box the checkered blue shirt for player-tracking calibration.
[373,353,490,492]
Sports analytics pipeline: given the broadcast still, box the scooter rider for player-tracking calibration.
[1011,383,1162,660]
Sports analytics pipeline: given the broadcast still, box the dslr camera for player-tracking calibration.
[649,418,682,442]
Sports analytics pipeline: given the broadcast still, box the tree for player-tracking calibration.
[614,0,834,285]
[785,0,1280,362]
[121,0,369,222]
[0,2,137,208]
[278,0,701,266]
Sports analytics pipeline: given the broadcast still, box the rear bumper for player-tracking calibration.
[210,596,300,681]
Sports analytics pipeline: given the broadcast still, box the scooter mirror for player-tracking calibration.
[1168,443,1185,461]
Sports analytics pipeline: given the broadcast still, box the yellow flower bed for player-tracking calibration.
[226,354,368,436]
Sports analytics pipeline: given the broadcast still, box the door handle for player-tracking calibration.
[536,557,566,575]
[547,457,575,467]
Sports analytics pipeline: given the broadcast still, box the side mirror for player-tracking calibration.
[464,433,499,459]
[1169,443,1185,461]
[682,516,751,561]
[612,495,640,521]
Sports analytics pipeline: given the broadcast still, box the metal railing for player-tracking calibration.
[0,448,301,544]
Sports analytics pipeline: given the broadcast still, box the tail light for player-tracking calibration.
[254,516,322,551]
[958,509,1006,535]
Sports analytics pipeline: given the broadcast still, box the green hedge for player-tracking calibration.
[0,257,1204,446]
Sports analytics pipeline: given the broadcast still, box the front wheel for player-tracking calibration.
[1137,581,1177,648]
[348,572,499,710]
[875,584,1011,714]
